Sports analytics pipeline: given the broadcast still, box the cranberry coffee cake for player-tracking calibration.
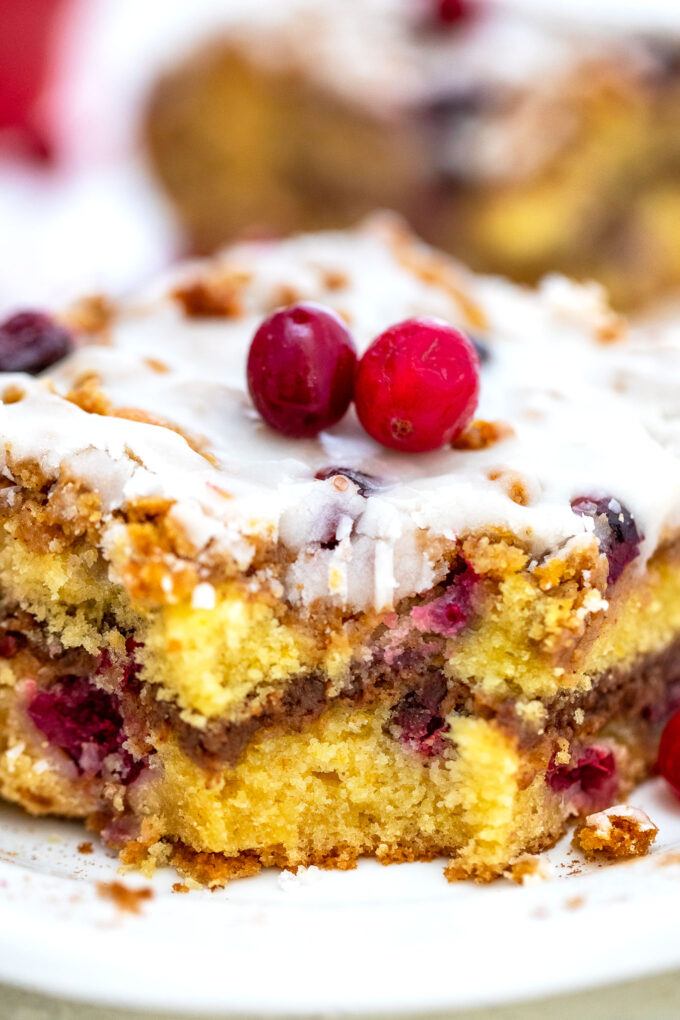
[0,217,678,885]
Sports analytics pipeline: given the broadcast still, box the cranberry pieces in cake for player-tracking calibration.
[0,632,24,658]
[430,0,474,26]
[0,311,73,374]
[417,0,476,30]
[27,672,142,784]
[389,675,451,758]
[314,466,385,497]
[247,302,357,437]
[571,495,641,583]
[547,745,617,811]
[410,563,477,637]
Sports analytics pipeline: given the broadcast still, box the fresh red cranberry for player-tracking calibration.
[658,710,680,796]
[0,311,73,374]
[354,318,479,452]
[247,303,357,438]
[390,675,450,757]
[547,746,616,796]
[432,0,473,25]
[27,675,141,783]
[571,495,641,583]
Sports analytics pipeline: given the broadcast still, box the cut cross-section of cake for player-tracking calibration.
[0,215,678,885]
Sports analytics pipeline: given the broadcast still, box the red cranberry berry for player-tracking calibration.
[27,675,141,783]
[354,318,480,453]
[247,303,357,438]
[0,311,73,374]
[0,0,67,162]
[432,0,473,25]
[411,563,477,636]
[571,495,641,583]
[658,710,680,796]
[314,466,384,497]
[389,675,450,757]
[547,746,616,795]
[0,632,22,658]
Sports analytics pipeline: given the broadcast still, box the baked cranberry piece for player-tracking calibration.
[411,563,477,636]
[432,0,473,26]
[571,495,641,583]
[0,311,73,374]
[314,466,383,496]
[247,303,357,438]
[547,746,616,796]
[0,633,22,658]
[390,675,450,757]
[27,675,141,783]
[658,710,680,796]
[354,318,480,452]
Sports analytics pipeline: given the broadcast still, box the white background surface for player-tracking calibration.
[3,972,680,1020]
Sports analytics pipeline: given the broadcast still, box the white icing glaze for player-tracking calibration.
[584,805,658,836]
[2,218,680,611]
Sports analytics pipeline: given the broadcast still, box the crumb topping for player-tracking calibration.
[574,804,658,860]
[452,419,514,451]
[0,217,677,613]
[96,880,153,914]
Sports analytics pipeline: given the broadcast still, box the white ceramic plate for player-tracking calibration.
[0,778,680,1016]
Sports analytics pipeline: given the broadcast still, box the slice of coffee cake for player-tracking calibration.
[146,0,680,308]
[0,216,678,884]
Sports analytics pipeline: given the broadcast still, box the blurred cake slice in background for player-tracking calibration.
[145,0,680,308]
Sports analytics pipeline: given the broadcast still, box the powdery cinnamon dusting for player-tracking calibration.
[96,880,153,914]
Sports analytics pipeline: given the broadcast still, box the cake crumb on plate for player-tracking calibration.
[278,866,322,892]
[96,881,153,914]
[574,805,658,861]
[505,854,552,885]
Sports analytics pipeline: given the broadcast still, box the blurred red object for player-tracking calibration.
[0,0,69,160]
[434,0,471,24]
